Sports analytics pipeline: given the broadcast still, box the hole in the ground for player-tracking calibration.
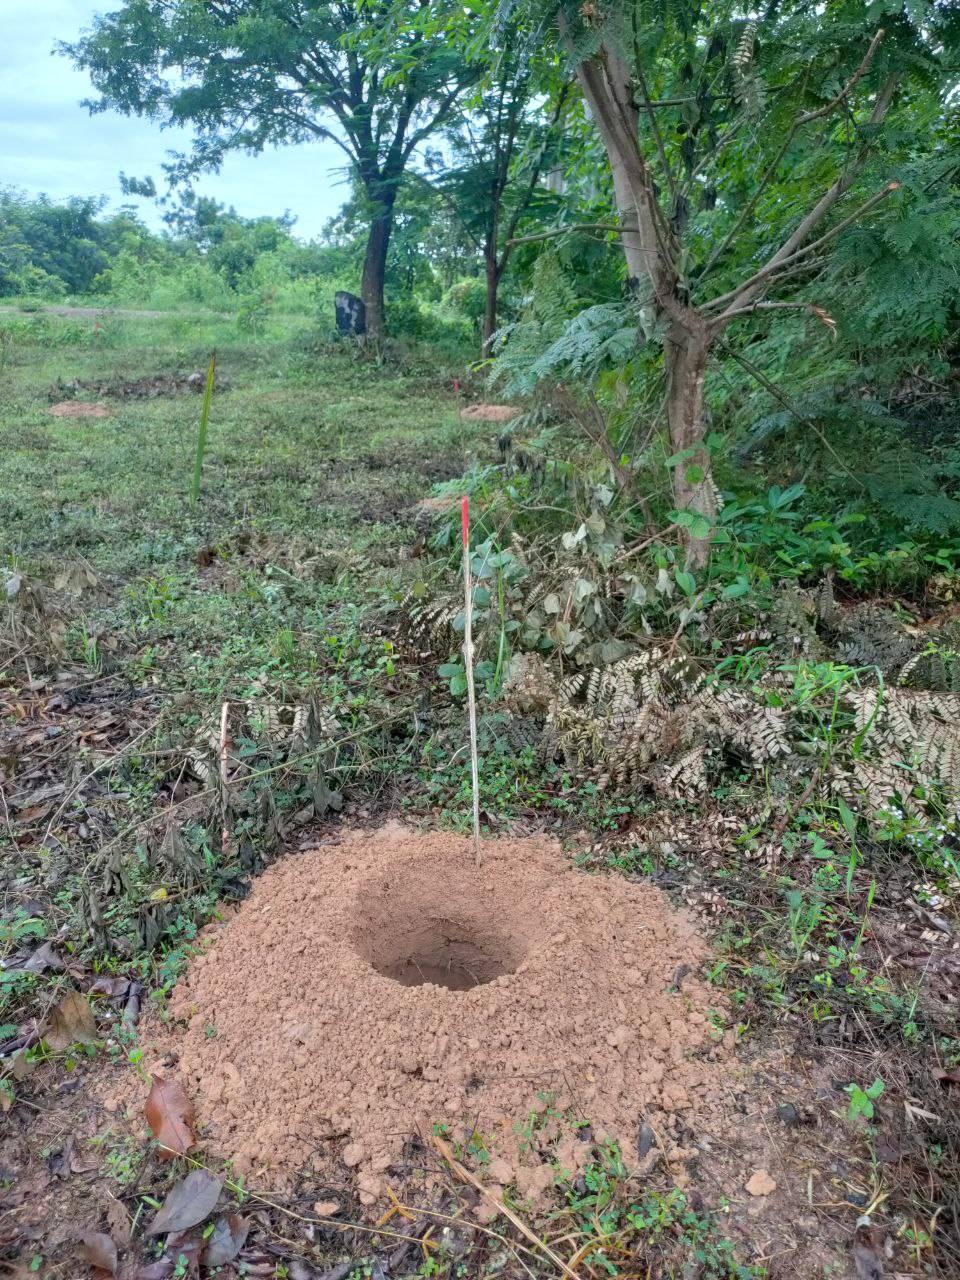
[352,862,530,991]
[354,900,526,991]
[370,924,518,990]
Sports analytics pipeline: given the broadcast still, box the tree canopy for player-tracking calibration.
[63,0,476,335]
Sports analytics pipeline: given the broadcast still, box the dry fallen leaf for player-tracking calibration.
[44,990,97,1051]
[11,941,65,975]
[744,1169,776,1197]
[146,1169,222,1235]
[78,1230,118,1275]
[145,1075,196,1160]
[202,1213,249,1266]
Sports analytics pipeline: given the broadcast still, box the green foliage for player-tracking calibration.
[190,357,217,504]
[0,189,144,296]
[558,1143,761,1277]
[846,1075,885,1121]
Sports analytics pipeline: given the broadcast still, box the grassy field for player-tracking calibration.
[2,311,958,1279]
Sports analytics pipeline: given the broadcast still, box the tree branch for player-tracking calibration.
[696,32,885,289]
[719,340,865,484]
[506,222,631,247]
[798,29,884,125]
[631,12,678,204]
[711,73,898,317]
[709,179,900,317]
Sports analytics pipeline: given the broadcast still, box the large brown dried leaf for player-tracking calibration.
[44,990,97,1050]
[10,941,64,974]
[202,1214,249,1267]
[78,1231,118,1275]
[145,1075,195,1160]
[159,1228,204,1275]
[146,1169,222,1236]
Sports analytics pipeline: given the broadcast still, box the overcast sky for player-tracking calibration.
[1,0,349,239]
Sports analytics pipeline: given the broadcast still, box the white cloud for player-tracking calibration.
[2,0,348,238]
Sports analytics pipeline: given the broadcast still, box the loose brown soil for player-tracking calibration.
[461,403,519,422]
[46,401,110,419]
[146,826,736,1207]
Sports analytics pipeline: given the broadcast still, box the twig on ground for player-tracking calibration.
[433,1135,582,1280]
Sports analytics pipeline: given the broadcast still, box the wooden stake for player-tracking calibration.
[461,497,481,867]
[219,701,231,858]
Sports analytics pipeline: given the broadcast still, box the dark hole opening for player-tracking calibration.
[363,921,522,991]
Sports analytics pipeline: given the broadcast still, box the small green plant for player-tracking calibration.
[190,354,216,504]
[846,1076,884,1121]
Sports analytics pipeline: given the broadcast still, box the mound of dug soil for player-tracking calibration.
[154,827,734,1204]
[460,403,518,422]
[47,400,110,419]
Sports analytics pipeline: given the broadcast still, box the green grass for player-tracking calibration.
[3,309,957,1279]
[0,311,475,996]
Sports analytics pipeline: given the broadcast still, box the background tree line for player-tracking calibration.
[4,0,958,580]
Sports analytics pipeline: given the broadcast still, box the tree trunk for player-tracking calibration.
[481,250,501,353]
[572,46,660,298]
[664,329,716,570]
[563,27,718,569]
[360,198,395,340]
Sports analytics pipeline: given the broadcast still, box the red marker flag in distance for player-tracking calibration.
[461,496,470,549]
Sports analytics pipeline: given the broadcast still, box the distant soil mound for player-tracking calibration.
[460,403,518,422]
[47,400,110,419]
[146,827,735,1207]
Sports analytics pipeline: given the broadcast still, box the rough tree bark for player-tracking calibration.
[482,248,502,351]
[663,329,716,569]
[572,43,715,564]
[360,198,395,341]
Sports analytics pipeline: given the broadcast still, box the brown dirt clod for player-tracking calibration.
[151,827,734,1203]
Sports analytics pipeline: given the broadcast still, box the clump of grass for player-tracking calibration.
[190,354,216,504]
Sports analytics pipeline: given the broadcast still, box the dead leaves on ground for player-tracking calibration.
[43,989,97,1050]
[1,939,64,975]
[202,1214,250,1267]
[145,1075,196,1160]
[147,1169,223,1235]
[75,1161,246,1277]
[78,1231,119,1275]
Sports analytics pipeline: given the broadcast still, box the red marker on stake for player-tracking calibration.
[461,496,481,866]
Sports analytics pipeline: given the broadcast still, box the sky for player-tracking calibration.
[1,0,349,240]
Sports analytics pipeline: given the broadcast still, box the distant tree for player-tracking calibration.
[441,35,568,350]
[0,189,138,296]
[62,0,475,338]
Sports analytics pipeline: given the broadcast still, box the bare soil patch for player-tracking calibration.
[461,403,519,422]
[46,401,110,419]
[147,826,734,1205]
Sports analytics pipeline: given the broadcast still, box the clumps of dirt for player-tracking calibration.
[50,370,229,401]
[47,400,110,419]
[461,403,519,422]
[150,827,735,1206]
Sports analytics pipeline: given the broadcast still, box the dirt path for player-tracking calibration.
[0,303,222,320]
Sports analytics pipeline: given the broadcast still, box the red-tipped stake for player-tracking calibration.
[461,496,481,867]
